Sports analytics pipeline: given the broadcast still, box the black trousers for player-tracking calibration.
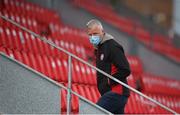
[97,91,128,114]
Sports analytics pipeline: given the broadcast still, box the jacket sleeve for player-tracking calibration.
[109,42,131,80]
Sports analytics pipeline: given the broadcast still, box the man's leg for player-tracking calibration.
[114,95,128,114]
[97,91,128,114]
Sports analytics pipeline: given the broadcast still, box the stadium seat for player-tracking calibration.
[41,55,53,78]
[0,27,6,47]
[6,48,14,58]
[35,54,45,74]
[61,59,68,82]
[54,57,67,82]
[83,85,94,102]
[89,86,100,103]
[49,56,58,80]
[72,60,82,83]
[11,29,22,50]
[61,89,67,112]
[5,28,14,48]
[27,52,38,70]
[21,51,30,66]
[13,50,23,63]
[0,47,6,53]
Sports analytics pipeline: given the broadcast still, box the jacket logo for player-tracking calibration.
[100,54,104,60]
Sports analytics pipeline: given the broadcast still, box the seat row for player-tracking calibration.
[125,92,180,114]
[140,73,180,96]
[0,47,97,85]
[50,25,92,50]
[0,27,90,60]
[1,10,40,33]
[2,0,60,24]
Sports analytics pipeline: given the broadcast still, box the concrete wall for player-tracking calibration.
[79,99,109,114]
[0,53,61,114]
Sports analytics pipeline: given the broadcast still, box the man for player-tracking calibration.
[86,19,131,114]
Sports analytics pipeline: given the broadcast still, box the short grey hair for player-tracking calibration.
[86,19,103,30]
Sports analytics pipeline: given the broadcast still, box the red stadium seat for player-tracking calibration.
[5,28,14,48]
[76,84,86,98]
[83,86,94,102]
[13,50,23,63]
[35,54,45,74]
[11,29,22,50]
[61,89,67,112]
[6,48,14,58]
[61,59,68,82]
[42,55,53,78]
[49,56,58,80]
[84,65,95,85]
[71,93,79,113]
[71,85,80,112]
[21,51,30,66]
[24,34,38,54]
[0,47,6,53]
[72,60,81,83]
[54,57,67,82]
[27,52,38,70]
[0,27,6,47]
[36,38,45,55]
[89,86,100,103]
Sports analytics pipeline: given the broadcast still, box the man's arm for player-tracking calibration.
[110,41,131,80]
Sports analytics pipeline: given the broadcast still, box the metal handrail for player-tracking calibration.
[0,15,178,114]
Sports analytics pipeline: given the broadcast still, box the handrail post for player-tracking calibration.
[67,55,72,115]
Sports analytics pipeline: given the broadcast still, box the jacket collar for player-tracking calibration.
[100,33,114,44]
[93,33,114,49]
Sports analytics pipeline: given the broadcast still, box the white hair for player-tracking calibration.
[86,19,103,30]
